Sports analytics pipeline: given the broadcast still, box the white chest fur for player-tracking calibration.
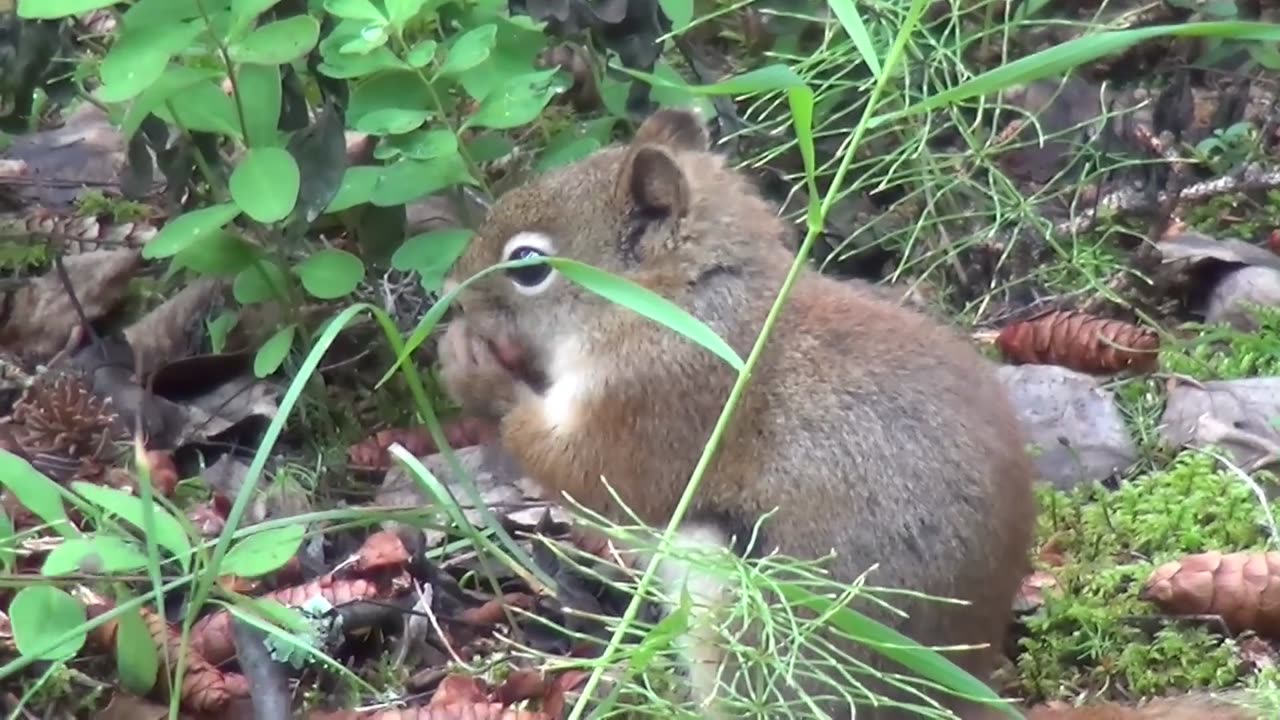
[541,338,597,433]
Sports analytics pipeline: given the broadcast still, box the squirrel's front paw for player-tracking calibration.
[439,320,526,420]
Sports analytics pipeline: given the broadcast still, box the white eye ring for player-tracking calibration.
[503,231,558,296]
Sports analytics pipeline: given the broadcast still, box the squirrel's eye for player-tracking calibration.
[505,245,553,293]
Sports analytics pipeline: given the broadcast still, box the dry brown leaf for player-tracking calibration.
[0,248,141,362]
[995,310,1159,375]
[1141,550,1280,637]
[494,669,548,706]
[123,277,230,379]
[457,593,537,629]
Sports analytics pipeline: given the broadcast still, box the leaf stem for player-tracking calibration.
[564,1,931,717]
[394,32,492,197]
[193,0,253,148]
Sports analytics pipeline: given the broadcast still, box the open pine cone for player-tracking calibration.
[4,370,129,482]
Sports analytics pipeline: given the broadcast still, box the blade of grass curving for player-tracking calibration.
[378,256,548,388]
[129,440,177,686]
[877,21,1280,125]
[381,255,744,385]
[218,600,380,694]
[787,85,820,234]
[385,443,534,631]
[775,583,1022,717]
[611,63,804,95]
[173,303,373,719]
[362,304,555,592]
[828,0,882,79]
[550,258,744,370]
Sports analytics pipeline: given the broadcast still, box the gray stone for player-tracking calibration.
[997,364,1139,490]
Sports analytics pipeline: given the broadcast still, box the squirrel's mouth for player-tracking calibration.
[483,334,549,394]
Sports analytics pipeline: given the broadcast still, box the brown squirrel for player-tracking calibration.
[434,109,1260,720]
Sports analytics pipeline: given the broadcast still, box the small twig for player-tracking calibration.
[1058,163,1280,236]
[230,619,292,720]
[51,250,105,361]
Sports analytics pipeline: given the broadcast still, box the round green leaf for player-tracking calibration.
[143,203,242,260]
[405,39,437,68]
[463,69,564,131]
[295,249,365,299]
[353,108,429,135]
[392,228,472,292]
[10,585,87,661]
[228,15,320,65]
[222,524,307,577]
[236,63,283,148]
[378,129,457,161]
[98,21,204,102]
[324,0,385,20]
[173,232,258,275]
[230,148,300,223]
[18,0,119,19]
[437,24,496,77]
[323,165,381,213]
[42,537,150,576]
[234,259,291,303]
[254,324,296,377]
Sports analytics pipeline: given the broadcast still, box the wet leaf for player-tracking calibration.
[10,586,86,661]
[229,15,320,65]
[295,249,365,299]
[230,147,301,223]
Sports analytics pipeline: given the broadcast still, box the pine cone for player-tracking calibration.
[9,371,128,480]
[1141,550,1280,638]
[995,310,1159,375]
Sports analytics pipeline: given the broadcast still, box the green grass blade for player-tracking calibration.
[880,21,1280,125]
[550,258,745,371]
[828,0,882,79]
[775,583,1024,718]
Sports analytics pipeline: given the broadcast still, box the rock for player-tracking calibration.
[1205,265,1280,331]
[1161,377,1280,470]
[997,364,1139,490]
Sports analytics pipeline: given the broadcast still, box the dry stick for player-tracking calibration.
[1057,163,1280,236]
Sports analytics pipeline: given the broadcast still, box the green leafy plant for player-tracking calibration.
[1161,306,1280,381]
[0,448,307,686]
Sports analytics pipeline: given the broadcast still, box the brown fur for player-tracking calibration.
[439,108,1037,718]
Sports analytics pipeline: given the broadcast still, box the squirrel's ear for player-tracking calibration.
[618,144,689,218]
[633,108,709,152]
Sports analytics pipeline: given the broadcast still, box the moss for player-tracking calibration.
[1183,190,1280,241]
[1159,306,1280,381]
[0,239,48,271]
[1013,451,1279,701]
[74,190,151,223]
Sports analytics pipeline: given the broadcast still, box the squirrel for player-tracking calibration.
[434,108,1260,720]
